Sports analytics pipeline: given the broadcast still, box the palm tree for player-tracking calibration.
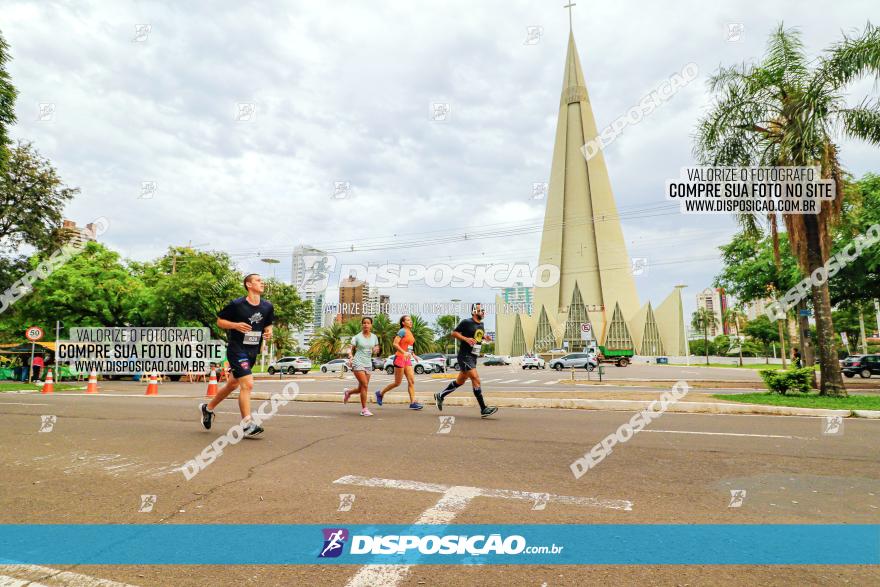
[694,23,880,396]
[724,306,746,367]
[308,322,346,364]
[409,315,436,354]
[370,314,397,356]
[692,308,719,365]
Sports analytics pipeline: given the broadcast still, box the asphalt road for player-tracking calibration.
[1,386,878,586]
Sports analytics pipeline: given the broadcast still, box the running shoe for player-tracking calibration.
[375,390,383,406]
[243,422,264,438]
[480,406,498,418]
[434,392,444,411]
[409,402,424,410]
[199,402,214,430]
[343,389,353,404]
[360,408,373,417]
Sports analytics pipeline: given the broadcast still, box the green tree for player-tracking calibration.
[691,307,718,365]
[410,315,435,354]
[370,314,397,356]
[309,322,346,364]
[0,141,79,254]
[130,247,243,337]
[0,30,17,172]
[263,277,311,356]
[434,314,458,353]
[1,242,142,334]
[695,24,880,395]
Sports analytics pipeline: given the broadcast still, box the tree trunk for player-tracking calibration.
[769,217,787,368]
[705,330,709,365]
[803,215,846,396]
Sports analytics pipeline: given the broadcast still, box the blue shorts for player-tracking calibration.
[228,350,258,379]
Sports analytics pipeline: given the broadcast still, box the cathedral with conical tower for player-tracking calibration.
[494,25,686,358]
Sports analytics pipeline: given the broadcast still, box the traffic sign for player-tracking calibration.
[25,326,44,342]
[580,322,593,341]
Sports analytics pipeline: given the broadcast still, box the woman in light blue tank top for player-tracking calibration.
[344,317,380,416]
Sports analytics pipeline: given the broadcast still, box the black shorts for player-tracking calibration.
[457,353,478,372]
[228,349,259,378]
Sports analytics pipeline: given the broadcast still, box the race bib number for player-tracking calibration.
[243,330,261,345]
[471,343,481,355]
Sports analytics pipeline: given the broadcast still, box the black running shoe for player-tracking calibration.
[243,422,264,438]
[434,392,444,411]
[199,402,214,430]
[480,406,498,418]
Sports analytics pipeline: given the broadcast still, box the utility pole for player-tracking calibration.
[859,304,869,355]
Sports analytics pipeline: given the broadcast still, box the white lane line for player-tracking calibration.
[0,402,48,406]
[0,565,139,587]
[479,378,500,383]
[40,394,190,398]
[522,379,539,384]
[499,379,520,384]
[543,380,559,385]
[216,411,333,419]
[642,429,805,439]
[337,475,631,587]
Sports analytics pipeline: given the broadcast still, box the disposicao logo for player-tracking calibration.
[319,528,349,558]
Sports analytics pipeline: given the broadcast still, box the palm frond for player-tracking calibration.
[837,100,880,144]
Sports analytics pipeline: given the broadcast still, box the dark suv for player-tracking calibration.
[841,354,880,378]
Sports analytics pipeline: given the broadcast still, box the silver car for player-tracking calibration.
[382,355,441,375]
[268,356,312,375]
[549,352,598,371]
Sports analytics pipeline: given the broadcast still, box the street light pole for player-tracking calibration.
[451,298,461,355]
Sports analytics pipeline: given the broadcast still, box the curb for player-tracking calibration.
[253,392,863,418]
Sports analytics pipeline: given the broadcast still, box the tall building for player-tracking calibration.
[743,298,770,322]
[62,219,98,247]
[495,25,685,357]
[339,274,367,323]
[364,284,381,318]
[291,245,331,346]
[696,287,729,337]
[500,282,533,316]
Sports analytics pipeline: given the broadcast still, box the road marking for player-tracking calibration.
[0,402,48,406]
[499,379,519,383]
[336,475,631,586]
[642,429,805,439]
[522,379,539,384]
[543,380,559,385]
[0,565,139,587]
[480,378,500,383]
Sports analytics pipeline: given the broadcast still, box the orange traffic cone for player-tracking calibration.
[145,371,159,395]
[86,370,99,394]
[41,369,54,394]
[206,369,218,397]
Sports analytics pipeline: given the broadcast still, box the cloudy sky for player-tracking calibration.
[4,0,878,329]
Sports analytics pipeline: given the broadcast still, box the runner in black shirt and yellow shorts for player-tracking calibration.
[434,303,498,418]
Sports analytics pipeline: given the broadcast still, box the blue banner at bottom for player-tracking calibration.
[0,525,877,565]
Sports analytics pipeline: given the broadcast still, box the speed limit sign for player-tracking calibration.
[25,326,44,342]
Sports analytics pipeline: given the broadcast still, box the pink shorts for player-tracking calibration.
[393,355,412,368]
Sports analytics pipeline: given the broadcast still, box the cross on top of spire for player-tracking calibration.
[564,2,576,31]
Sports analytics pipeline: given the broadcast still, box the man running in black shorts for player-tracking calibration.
[434,303,498,418]
[200,273,274,437]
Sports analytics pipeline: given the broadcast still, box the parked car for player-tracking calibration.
[548,352,598,371]
[419,353,447,373]
[320,358,349,373]
[483,355,511,366]
[841,354,880,378]
[268,356,312,375]
[444,354,459,369]
[382,355,441,375]
[371,357,385,371]
[521,354,546,369]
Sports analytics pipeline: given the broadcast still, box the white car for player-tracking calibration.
[521,355,546,369]
[268,356,312,375]
[320,358,349,373]
[382,355,441,375]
